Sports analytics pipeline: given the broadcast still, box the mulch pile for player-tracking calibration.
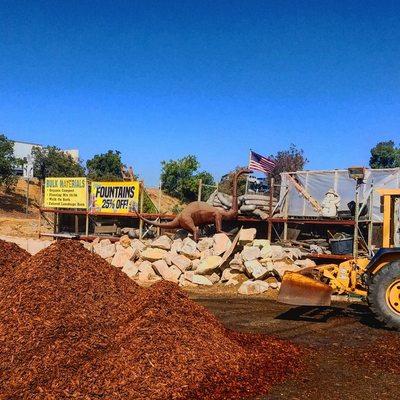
[0,240,302,399]
[0,239,30,278]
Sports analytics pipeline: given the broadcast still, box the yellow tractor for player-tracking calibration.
[278,188,400,330]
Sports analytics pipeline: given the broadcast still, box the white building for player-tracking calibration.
[13,140,80,178]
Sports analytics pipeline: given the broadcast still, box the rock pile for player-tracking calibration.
[0,240,302,399]
[85,229,315,295]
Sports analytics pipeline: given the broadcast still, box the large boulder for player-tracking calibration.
[238,280,269,295]
[152,260,181,283]
[212,233,232,256]
[150,235,172,250]
[195,255,222,275]
[244,260,268,280]
[141,247,168,262]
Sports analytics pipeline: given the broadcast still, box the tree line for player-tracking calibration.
[1,133,399,203]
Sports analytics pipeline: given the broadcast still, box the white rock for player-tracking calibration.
[239,228,256,244]
[171,239,183,253]
[178,275,198,287]
[170,254,192,272]
[150,235,172,250]
[111,247,135,268]
[152,260,181,283]
[80,241,93,252]
[137,260,157,278]
[283,247,303,260]
[212,233,232,256]
[241,246,261,262]
[180,237,200,259]
[272,260,299,277]
[238,280,269,295]
[121,260,139,278]
[207,272,221,284]
[131,239,146,252]
[195,255,222,275]
[294,258,316,268]
[260,244,272,259]
[271,245,286,260]
[200,249,213,259]
[221,268,239,282]
[192,275,213,286]
[141,247,168,261]
[244,260,268,279]
[253,239,270,248]
[94,242,116,259]
[197,237,214,252]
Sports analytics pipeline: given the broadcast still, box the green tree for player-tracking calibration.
[86,150,124,181]
[369,141,400,169]
[270,144,308,183]
[0,134,20,188]
[32,146,84,180]
[160,155,215,203]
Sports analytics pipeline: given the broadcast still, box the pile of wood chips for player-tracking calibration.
[0,240,302,399]
[0,239,30,278]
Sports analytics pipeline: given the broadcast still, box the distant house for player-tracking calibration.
[12,140,80,178]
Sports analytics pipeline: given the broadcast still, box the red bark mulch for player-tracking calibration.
[0,240,303,399]
[0,239,30,278]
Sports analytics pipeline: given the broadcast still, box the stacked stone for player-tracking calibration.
[86,229,316,295]
[207,191,278,220]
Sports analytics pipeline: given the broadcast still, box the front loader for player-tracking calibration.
[278,188,400,330]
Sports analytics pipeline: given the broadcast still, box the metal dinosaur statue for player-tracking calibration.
[134,168,252,241]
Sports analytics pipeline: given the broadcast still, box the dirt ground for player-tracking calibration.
[189,293,399,400]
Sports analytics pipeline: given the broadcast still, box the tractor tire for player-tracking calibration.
[368,260,400,330]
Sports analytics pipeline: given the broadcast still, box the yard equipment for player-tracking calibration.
[278,188,400,330]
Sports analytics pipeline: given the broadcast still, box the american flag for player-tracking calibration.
[248,150,276,174]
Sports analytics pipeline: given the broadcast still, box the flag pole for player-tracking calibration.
[245,149,251,194]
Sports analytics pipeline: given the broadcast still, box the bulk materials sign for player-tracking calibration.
[44,177,88,209]
[90,181,140,214]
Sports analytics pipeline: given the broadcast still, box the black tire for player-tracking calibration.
[368,260,400,330]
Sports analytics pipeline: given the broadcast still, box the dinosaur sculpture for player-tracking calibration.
[134,168,252,241]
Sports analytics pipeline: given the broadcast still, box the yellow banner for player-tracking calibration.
[44,177,87,209]
[90,181,140,214]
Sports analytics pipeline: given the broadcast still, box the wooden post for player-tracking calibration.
[244,150,251,194]
[38,180,43,238]
[139,181,144,239]
[267,177,274,241]
[157,180,162,236]
[283,185,289,241]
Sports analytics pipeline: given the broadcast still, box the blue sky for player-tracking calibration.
[1,0,399,186]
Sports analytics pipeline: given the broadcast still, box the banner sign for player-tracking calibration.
[90,181,140,214]
[44,177,87,209]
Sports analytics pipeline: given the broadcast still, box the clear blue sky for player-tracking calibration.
[1,0,399,186]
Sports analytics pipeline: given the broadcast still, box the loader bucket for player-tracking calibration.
[278,272,333,306]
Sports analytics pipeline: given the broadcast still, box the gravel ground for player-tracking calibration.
[190,294,399,400]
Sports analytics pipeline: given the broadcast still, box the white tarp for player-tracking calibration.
[279,168,400,223]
